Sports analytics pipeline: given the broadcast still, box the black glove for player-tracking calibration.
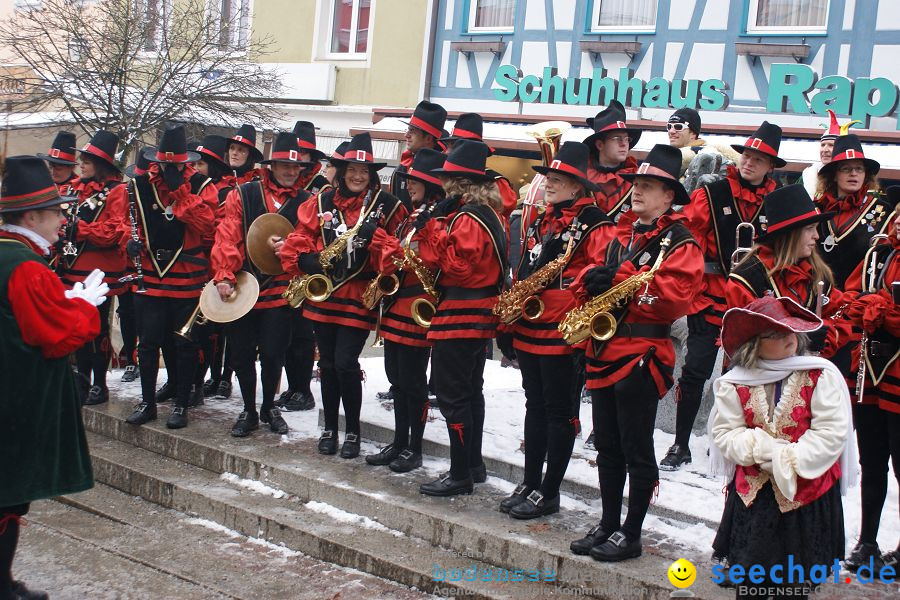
[162,163,185,192]
[432,195,461,218]
[299,252,324,275]
[126,239,143,259]
[584,265,617,296]
[807,325,828,353]
[357,220,378,246]
[413,207,434,232]
[496,332,516,362]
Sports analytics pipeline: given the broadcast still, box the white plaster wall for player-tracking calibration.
[662,43,684,79]
[684,43,725,81]
[520,40,550,75]
[876,1,900,29]
[668,0,697,29]
[523,0,545,29]
[553,0,577,30]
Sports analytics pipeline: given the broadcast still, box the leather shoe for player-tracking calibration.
[845,541,884,573]
[419,472,474,497]
[366,443,400,466]
[659,443,692,471]
[340,433,360,458]
[188,384,205,407]
[202,378,218,397]
[589,530,642,561]
[275,389,294,408]
[570,523,614,555]
[318,430,338,454]
[11,580,49,600]
[282,391,315,411]
[499,483,532,513]
[510,490,560,520]
[231,411,259,437]
[155,381,175,403]
[84,385,109,406]
[126,402,157,425]
[389,449,422,473]
[166,406,188,429]
[882,549,899,569]
[216,379,232,399]
[261,408,288,434]
[121,364,139,383]
[470,463,487,483]
[376,388,393,400]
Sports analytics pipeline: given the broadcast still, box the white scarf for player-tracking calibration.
[707,355,858,495]
[0,224,52,256]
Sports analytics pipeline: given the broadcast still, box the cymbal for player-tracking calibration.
[247,213,294,276]
[199,271,259,323]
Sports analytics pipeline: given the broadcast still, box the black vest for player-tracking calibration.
[436,203,509,292]
[238,180,309,280]
[304,173,331,196]
[704,178,768,274]
[817,191,894,283]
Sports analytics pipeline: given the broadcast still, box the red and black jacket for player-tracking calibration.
[586,155,637,222]
[56,173,80,197]
[298,162,332,196]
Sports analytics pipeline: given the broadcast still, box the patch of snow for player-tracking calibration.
[182,517,241,538]
[305,500,403,537]
[221,472,287,499]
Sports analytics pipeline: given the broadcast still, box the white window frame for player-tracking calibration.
[323,0,373,60]
[207,0,253,55]
[590,0,658,33]
[746,0,830,35]
[136,0,173,53]
[467,0,515,34]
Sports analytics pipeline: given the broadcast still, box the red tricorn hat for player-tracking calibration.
[721,295,822,359]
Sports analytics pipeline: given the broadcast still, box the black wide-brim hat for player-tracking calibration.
[261,131,316,166]
[194,135,230,169]
[400,101,448,140]
[620,144,691,205]
[818,134,880,177]
[440,113,484,144]
[532,141,598,192]
[143,125,201,164]
[229,124,264,163]
[77,130,121,172]
[292,121,327,161]
[37,131,78,166]
[731,121,787,168]
[124,146,156,179]
[0,155,73,213]
[757,183,834,243]
[432,139,493,182]
[395,147,445,186]
[329,132,387,170]
[583,99,642,149]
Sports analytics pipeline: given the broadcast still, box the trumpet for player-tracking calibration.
[175,302,207,341]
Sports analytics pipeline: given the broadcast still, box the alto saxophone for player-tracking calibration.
[493,237,574,325]
[397,230,439,328]
[559,236,671,345]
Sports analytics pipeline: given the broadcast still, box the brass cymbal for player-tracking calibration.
[199,271,259,323]
[247,213,294,276]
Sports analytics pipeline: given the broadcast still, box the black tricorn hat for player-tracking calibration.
[731,121,786,168]
[532,141,597,193]
[143,125,201,164]
[621,144,691,205]
[37,131,78,166]
[401,101,448,139]
[194,135,230,169]
[77,130,121,172]
[431,139,492,182]
[329,132,387,170]
[261,131,316,166]
[228,124,264,163]
[757,184,834,243]
[396,147,446,186]
[584,100,642,149]
[292,121,326,161]
[124,146,156,179]
[818,134,880,177]
[0,155,72,213]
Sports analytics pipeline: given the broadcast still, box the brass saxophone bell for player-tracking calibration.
[589,311,617,342]
[377,273,400,296]
[305,274,334,303]
[521,295,544,321]
[411,298,435,329]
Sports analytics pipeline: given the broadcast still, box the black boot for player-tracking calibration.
[499,483,532,513]
[366,443,401,466]
[166,406,188,429]
[231,411,259,437]
[126,402,157,425]
[664,384,702,471]
[83,385,109,406]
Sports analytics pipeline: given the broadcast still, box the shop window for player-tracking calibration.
[467,0,516,33]
[591,0,657,33]
[209,0,252,52]
[746,0,829,34]
[328,0,371,56]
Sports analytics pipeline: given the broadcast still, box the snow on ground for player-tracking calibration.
[108,355,900,557]
[304,500,404,537]
[220,472,288,498]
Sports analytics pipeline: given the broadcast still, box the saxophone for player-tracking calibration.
[493,236,574,325]
[397,229,439,327]
[559,236,671,345]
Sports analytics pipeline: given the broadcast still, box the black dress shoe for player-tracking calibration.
[166,406,188,429]
[510,490,560,520]
[188,384,205,407]
[376,388,394,400]
[260,408,288,434]
[470,463,487,483]
[340,433,360,458]
[882,549,900,569]
[275,389,294,408]
[366,443,400,466]
[420,472,474,497]
[659,443,692,471]
[389,449,422,473]
[11,580,49,600]
[570,522,614,555]
[283,392,315,411]
[83,385,109,406]
[202,378,219,397]
[499,483,532,513]
[318,430,338,454]
[231,411,259,437]
[589,530,642,562]
[845,541,884,572]
[121,364,139,383]
[126,402,157,425]
[155,381,175,403]
[216,380,232,399]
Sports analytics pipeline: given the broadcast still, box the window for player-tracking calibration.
[467,0,515,33]
[14,0,42,10]
[210,0,252,52]
[137,0,172,52]
[591,0,657,32]
[328,0,371,56]
[746,0,829,33]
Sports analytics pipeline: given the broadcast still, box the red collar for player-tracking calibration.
[261,168,302,198]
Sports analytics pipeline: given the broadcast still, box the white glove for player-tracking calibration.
[65,269,109,307]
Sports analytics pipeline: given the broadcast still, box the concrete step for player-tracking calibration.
[83,400,727,599]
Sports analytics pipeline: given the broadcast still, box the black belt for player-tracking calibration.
[617,322,672,339]
[704,261,724,275]
[154,248,177,262]
[395,284,425,298]
[442,285,498,300]
[869,341,899,357]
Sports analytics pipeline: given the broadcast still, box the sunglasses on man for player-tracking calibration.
[666,122,689,132]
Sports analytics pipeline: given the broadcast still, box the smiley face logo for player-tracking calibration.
[667,558,696,588]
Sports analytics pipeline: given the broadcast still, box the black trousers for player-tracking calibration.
[196,321,224,386]
[431,338,487,480]
[226,306,294,414]
[674,312,721,447]
[314,321,369,435]
[284,312,316,396]
[116,291,138,365]
[853,404,900,544]
[75,300,112,389]
[0,504,28,596]
[384,340,431,453]
[134,295,197,408]
[591,362,661,540]
[518,350,580,498]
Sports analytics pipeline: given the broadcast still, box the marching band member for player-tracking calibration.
[227,124,264,185]
[280,132,406,458]
[293,120,331,194]
[115,125,217,429]
[801,109,853,198]
[366,148,446,473]
[213,131,314,437]
[568,144,703,561]
[411,139,508,497]
[498,142,615,519]
[393,101,447,210]
[663,122,783,471]
[38,131,80,195]
[583,99,641,222]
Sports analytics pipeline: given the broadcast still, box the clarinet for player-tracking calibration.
[121,181,148,294]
